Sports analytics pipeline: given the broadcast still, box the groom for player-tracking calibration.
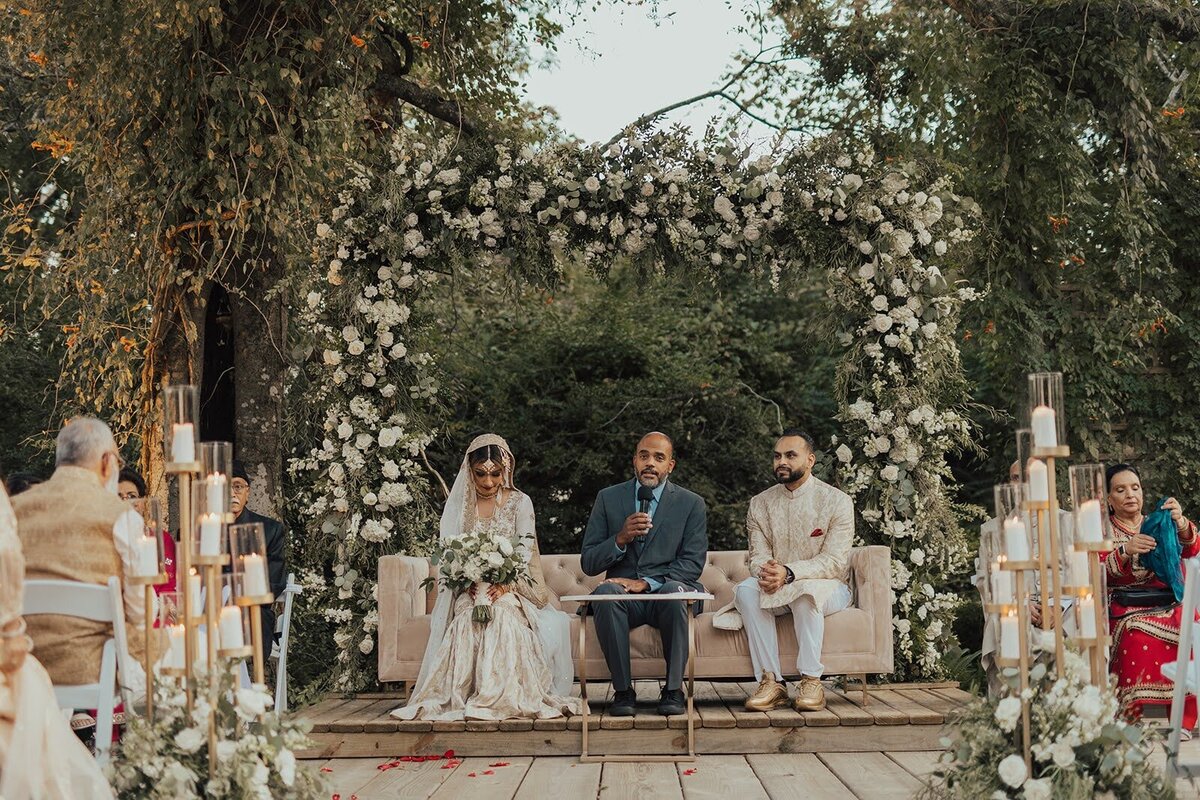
[580,432,708,716]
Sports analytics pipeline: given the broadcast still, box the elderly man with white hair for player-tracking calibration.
[12,416,155,702]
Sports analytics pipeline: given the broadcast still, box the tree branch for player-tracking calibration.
[372,72,478,136]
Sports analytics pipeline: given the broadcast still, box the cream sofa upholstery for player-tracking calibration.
[378,546,893,684]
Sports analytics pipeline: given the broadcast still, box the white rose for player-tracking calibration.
[998,754,1027,788]
[277,748,296,787]
[1022,778,1051,800]
[323,349,341,366]
[347,340,365,356]
[584,176,601,192]
[994,696,1021,732]
[1050,740,1074,768]
[316,222,332,238]
[858,241,873,255]
[174,726,205,753]
[573,211,587,224]
[880,465,900,482]
[361,373,376,387]
[378,428,398,448]
[359,636,374,655]
[934,240,948,256]
[871,295,889,312]
[858,262,876,280]
[362,492,378,505]
[872,314,893,332]
[909,548,925,566]
[306,291,321,308]
[378,330,394,347]
[382,459,400,479]
[235,688,269,718]
[342,325,359,343]
[389,343,408,359]
[336,421,353,439]
[498,537,514,556]
[836,444,852,464]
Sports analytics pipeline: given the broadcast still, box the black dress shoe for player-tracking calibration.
[609,688,637,717]
[658,688,686,716]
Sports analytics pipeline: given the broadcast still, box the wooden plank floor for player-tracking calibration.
[293,680,964,759]
[309,739,1200,800]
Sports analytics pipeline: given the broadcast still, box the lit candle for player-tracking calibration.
[219,606,245,649]
[1069,550,1090,587]
[1077,499,1103,543]
[241,554,269,596]
[194,627,216,665]
[991,558,1015,605]
[170,423,196,463]
[164,624,186,670]
[1031,404,1058,448]
[1003,517,1030,561]
[205,474,227,515]
[999,612,1019,659]
[1028,460,1049,503]
[1079,595,1097,638]
[131,535,159,577]
[187,569,203,614]
[198,513,222,557]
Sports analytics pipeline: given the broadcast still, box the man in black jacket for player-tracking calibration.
[230,461,287,675]
[580,432,708,716]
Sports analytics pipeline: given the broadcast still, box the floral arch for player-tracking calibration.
[286,128,982,692]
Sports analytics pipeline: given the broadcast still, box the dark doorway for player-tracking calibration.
[200,283,236,444]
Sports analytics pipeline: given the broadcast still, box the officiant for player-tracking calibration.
[579,432,708,717]
[229,461,287,671]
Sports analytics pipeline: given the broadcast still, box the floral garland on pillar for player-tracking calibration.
[288,131,980,691]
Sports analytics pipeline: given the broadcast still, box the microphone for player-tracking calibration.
[637,485,655,515]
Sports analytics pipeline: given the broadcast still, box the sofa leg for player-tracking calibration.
[858,674,869,706]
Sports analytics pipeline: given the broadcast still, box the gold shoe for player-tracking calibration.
[793,676,825,712]
[745,672,789,712]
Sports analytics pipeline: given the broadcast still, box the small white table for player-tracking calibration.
[561,590,715,763]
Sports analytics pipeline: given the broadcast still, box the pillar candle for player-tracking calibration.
[1003,517,1030,561]
[132,535,159,577]
[198,513,222,557]
[1031,404,1058,448]
[170,423,196,463]
[187,569,202,614]
[1028,460,1049,502]
[1077,499,1103,543]
[219,606,245,649]
[999,613,1019,659]
[241,554,269,596]
[205,475,227,515]
[991,559,1015,605]
[1069,550,1090,587]
[1079,596,1097,638]
[164,624,186,670]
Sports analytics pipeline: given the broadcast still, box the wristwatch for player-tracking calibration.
[785,567,795,584]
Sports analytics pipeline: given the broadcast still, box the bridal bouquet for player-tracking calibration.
[426,529,530,623]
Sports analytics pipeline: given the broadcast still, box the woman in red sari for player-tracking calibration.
[1104,463,1198,731]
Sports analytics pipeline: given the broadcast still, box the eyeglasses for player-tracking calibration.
[230,481,250,493]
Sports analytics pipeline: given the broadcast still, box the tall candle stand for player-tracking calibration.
[1028,445,1070,677]
[1068,463,1116,685]
[230,522,274,689]
[164,384,200,711]
[988,560,1035,773]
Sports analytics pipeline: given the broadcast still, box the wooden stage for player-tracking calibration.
[294,680,971,760]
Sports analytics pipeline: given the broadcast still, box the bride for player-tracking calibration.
[392,434,579,721]
[1,484,114,799]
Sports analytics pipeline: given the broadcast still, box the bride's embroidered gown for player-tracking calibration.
[392,490,578,721]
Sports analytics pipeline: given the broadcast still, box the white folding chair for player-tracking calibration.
[22,577,128,764]
[271,572,302,716]
[1163,556,1200,779]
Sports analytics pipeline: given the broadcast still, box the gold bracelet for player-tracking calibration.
[0,618,27,639]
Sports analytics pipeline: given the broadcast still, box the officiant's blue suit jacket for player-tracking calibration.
[579,478,708,603]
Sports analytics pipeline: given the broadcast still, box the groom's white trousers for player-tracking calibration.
[733,577,852,680]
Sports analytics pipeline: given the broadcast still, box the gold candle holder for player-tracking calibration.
[230,522,274,689]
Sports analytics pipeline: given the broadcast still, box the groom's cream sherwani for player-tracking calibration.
[714,476,854,631]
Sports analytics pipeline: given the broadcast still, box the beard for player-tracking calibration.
[775,466,806,485]
[636,468,664,488]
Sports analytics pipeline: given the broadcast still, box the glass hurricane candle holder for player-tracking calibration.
[157,591,187,676]
[1027,372,1067,451]
[1070,464,1112,547]
[189,481,228,564]
[1062,522,1090,590]
[217,575,253,658]
[126,505,165,583]
[995,482,1033,564]
[162,385,199,468]
[199,441,232,518]
[230,522,272,603]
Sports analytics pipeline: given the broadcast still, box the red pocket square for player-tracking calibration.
[810,528,824,537]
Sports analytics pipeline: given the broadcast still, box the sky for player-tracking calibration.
[522,1,781,145]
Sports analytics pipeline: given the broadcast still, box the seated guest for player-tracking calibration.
[4,472,42,497]
[1104,464,1197,732]
[1,484,114,798]
[230,461,286,670]
[713,429,853,713]
[11,417,154,697]
[580,432,708,717]
[118,467,176,594]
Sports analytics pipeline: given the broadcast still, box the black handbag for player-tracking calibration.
[1111,587,1178,608]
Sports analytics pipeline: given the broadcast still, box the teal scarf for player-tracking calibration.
[1140,497,1185,602]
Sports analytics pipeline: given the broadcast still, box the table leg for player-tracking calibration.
[687,607,696,759]
[579,603,589,760]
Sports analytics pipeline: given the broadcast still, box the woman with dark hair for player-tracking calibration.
[116,467,176,595]
[1104,463,1198,732]
[391,434,578,722]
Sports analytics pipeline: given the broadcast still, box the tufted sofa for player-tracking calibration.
[378,546,893,688]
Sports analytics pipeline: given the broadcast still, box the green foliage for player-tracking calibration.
[432,267,842,554]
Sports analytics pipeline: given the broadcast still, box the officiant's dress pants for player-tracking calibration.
[733,578,852,679]
[590,581,690,691]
